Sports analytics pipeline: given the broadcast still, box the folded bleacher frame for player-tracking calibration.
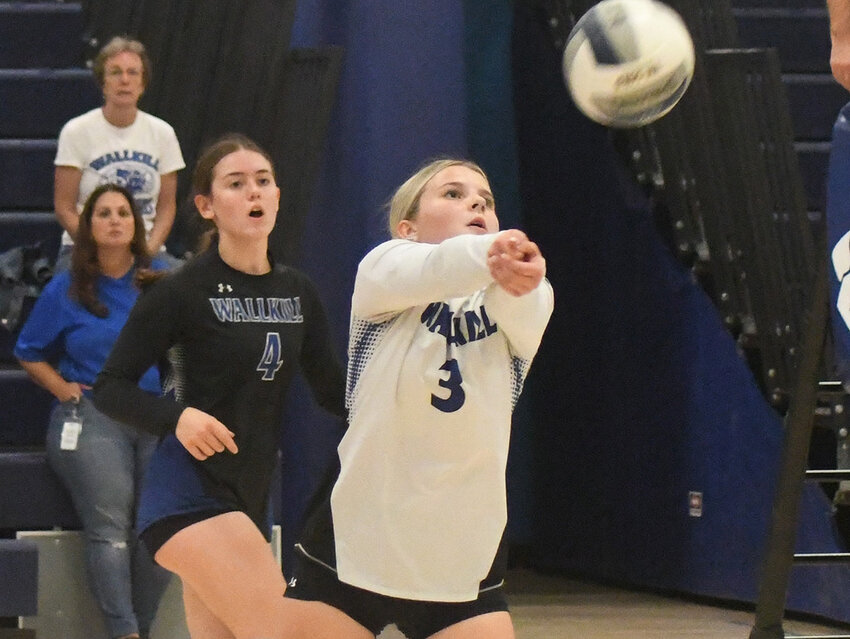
[613,0,819,415]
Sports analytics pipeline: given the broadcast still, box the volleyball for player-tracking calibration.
[562,0,695,128]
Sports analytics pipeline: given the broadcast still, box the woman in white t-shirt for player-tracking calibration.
[54,36,185,269]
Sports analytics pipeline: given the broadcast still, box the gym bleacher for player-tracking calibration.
[0,0,96,443]
[0,3,92,635]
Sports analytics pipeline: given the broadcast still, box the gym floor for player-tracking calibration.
[377,568,850,639]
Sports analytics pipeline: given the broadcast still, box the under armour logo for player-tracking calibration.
[288,577,297,588]
[217,283,233,293]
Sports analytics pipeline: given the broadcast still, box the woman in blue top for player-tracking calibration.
[14,183,170,639]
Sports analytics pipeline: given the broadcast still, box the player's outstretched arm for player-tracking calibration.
[484,229,553,358]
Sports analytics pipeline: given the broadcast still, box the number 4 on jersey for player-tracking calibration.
[257,332,284,380]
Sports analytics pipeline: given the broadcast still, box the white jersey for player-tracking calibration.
[54,108,185,246]
[332,235,554,601]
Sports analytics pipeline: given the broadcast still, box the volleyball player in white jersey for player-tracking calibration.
[284,158,554,639]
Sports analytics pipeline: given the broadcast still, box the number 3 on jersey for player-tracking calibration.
[431,358,465,413]
[257,332,284,380]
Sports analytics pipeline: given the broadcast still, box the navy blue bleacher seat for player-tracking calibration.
[0,3,85,69]
[0,539,38,617]
[0,140,55,210]
[0,70,100,138]
[0,213,61,255]
[796,141,831,213]
[785,75,850,141]
[733,8,829,74]
[732,0,829,7]
[0,370,52,445]
[0,449,78,530]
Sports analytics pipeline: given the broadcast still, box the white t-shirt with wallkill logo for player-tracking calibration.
[54,108,185,246]
[331,235,554,602]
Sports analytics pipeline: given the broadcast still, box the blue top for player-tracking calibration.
[15,263,162,396]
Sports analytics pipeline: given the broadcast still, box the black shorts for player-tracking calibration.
[138,508,233,556]
[284,542,509,639]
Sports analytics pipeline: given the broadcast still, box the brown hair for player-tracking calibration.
[92,36,152,89]
[387,158,487,238]
[69,183,152,317]
[191,133,276,252]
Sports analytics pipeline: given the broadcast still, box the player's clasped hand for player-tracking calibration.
[176,406,239,460]
[487,230,546,297]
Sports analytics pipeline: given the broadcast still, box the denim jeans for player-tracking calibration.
[46,396,171,638]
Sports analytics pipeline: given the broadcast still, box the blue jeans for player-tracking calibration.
[46,397,171,638]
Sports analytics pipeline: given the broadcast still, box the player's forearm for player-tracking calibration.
[485,279,554,358]
[829,0,850,36]
[93,369,183,436]
[92,279,181,435]
[352,236,495,317]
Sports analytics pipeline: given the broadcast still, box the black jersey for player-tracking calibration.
[94,248,345,533]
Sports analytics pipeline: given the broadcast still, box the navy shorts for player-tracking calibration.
[284,542,509,639]
[138,508,232,556]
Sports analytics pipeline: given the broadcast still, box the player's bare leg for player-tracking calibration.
[428,611,515,639]
[154,511,291,639]
[182,582,235,639]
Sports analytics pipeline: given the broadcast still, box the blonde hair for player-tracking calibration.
[387,158,488,238]
[93,36,151,88]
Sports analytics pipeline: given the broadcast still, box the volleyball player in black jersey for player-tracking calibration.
[94,134,345,639]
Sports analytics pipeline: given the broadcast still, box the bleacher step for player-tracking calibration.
[731,7,829,74]
[0,139,56,209]
[0,3,85,69]
[730,0,827,9]
[0,369,53,445]
[0,69,100,138]
[783,73,848,141]
[795,141,831,213]
[0,448,78,527]
[0,211,61,256]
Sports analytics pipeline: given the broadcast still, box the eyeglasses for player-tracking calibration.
[106,67,143,78]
